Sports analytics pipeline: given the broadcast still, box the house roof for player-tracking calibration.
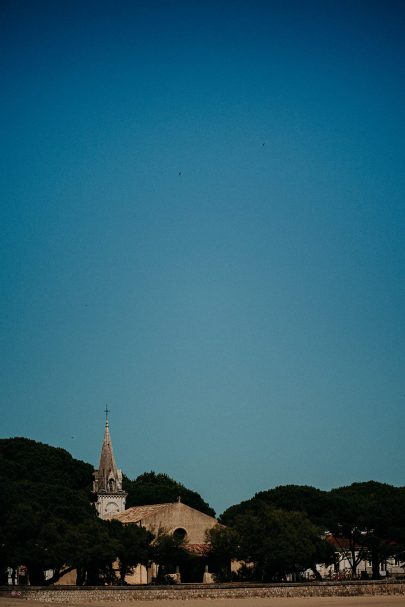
[109,503,172,523]
[325,534,362,550]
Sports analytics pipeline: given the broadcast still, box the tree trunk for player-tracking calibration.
[44,566,75,586]
[86,566,101,585]
[310,564,322,580]
[350,546,358,577]
[119,562,127,585]
[371,547,380,580]
[28,565,45,586]
[76,567,85,586]
[0,566,8,585]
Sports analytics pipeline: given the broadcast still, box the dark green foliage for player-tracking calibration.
[220,484,333,528]
[0,437,98,585]
[0,438,214,585]
[0,437,93,492]
[2,436,404,585]
[329,482,405,578]
[256,485,335,527]
[123,471,215,517]
[66,518,120,585]
[216,504,333,582]
[151,529,191,583]
[330,481,405,532]
[220,481,405,581]
[108,520,153,583]
[206,525,240,581]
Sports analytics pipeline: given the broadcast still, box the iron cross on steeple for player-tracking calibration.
[104,404,110,422]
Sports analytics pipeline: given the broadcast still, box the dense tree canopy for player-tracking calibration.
[220,484,333,527]
[124,471,215,517]
[220,481,405,580]
[237,506,333,581]
[0,438,96,585]
[0,437,93,492]
[0,438,214,585]
[212,503,334,582]
[1,438,404,585]
[328,482,405,578]
[108,520,153,584]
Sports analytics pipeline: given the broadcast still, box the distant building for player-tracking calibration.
[313,534,405,580]
[93,419,218,583]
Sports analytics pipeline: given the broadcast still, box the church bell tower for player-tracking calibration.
[93,409,127,519]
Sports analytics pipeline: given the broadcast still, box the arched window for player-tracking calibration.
[108,478,115,491]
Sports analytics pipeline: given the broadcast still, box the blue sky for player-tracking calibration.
[1,0,404,515]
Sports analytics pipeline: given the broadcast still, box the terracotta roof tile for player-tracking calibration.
[108,503,171,523]
[186,543,211,555]
[325,535,362,550]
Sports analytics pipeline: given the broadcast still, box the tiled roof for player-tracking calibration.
[325,535,362,550]
[187,543,211,555]
[109,503,172,523]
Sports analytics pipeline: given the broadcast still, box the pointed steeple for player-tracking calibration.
[93,412,127,519]
[96,419,120,491]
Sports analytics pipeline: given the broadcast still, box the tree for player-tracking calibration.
[206,524,239,581]
[219,502,333,582]
[151,529,191,583]
[239,504,332,581]
[108,520,153,584]
[0,438,103,585]
[0,438,93,492]
[329,482,405,579]
[1,500,81,585]
[220,481,405,580]
[66,518,119,585]
[220,484,332,528]
[123,472,215,517]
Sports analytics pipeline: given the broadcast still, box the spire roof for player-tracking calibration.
[98,419,119,480]
[93,416,125,495]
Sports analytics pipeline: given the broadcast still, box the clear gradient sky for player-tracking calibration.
[1,0,404,515]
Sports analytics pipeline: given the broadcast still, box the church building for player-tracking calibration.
[93,417,219,583]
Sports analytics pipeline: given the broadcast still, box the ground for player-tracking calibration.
[1,597,405,607]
